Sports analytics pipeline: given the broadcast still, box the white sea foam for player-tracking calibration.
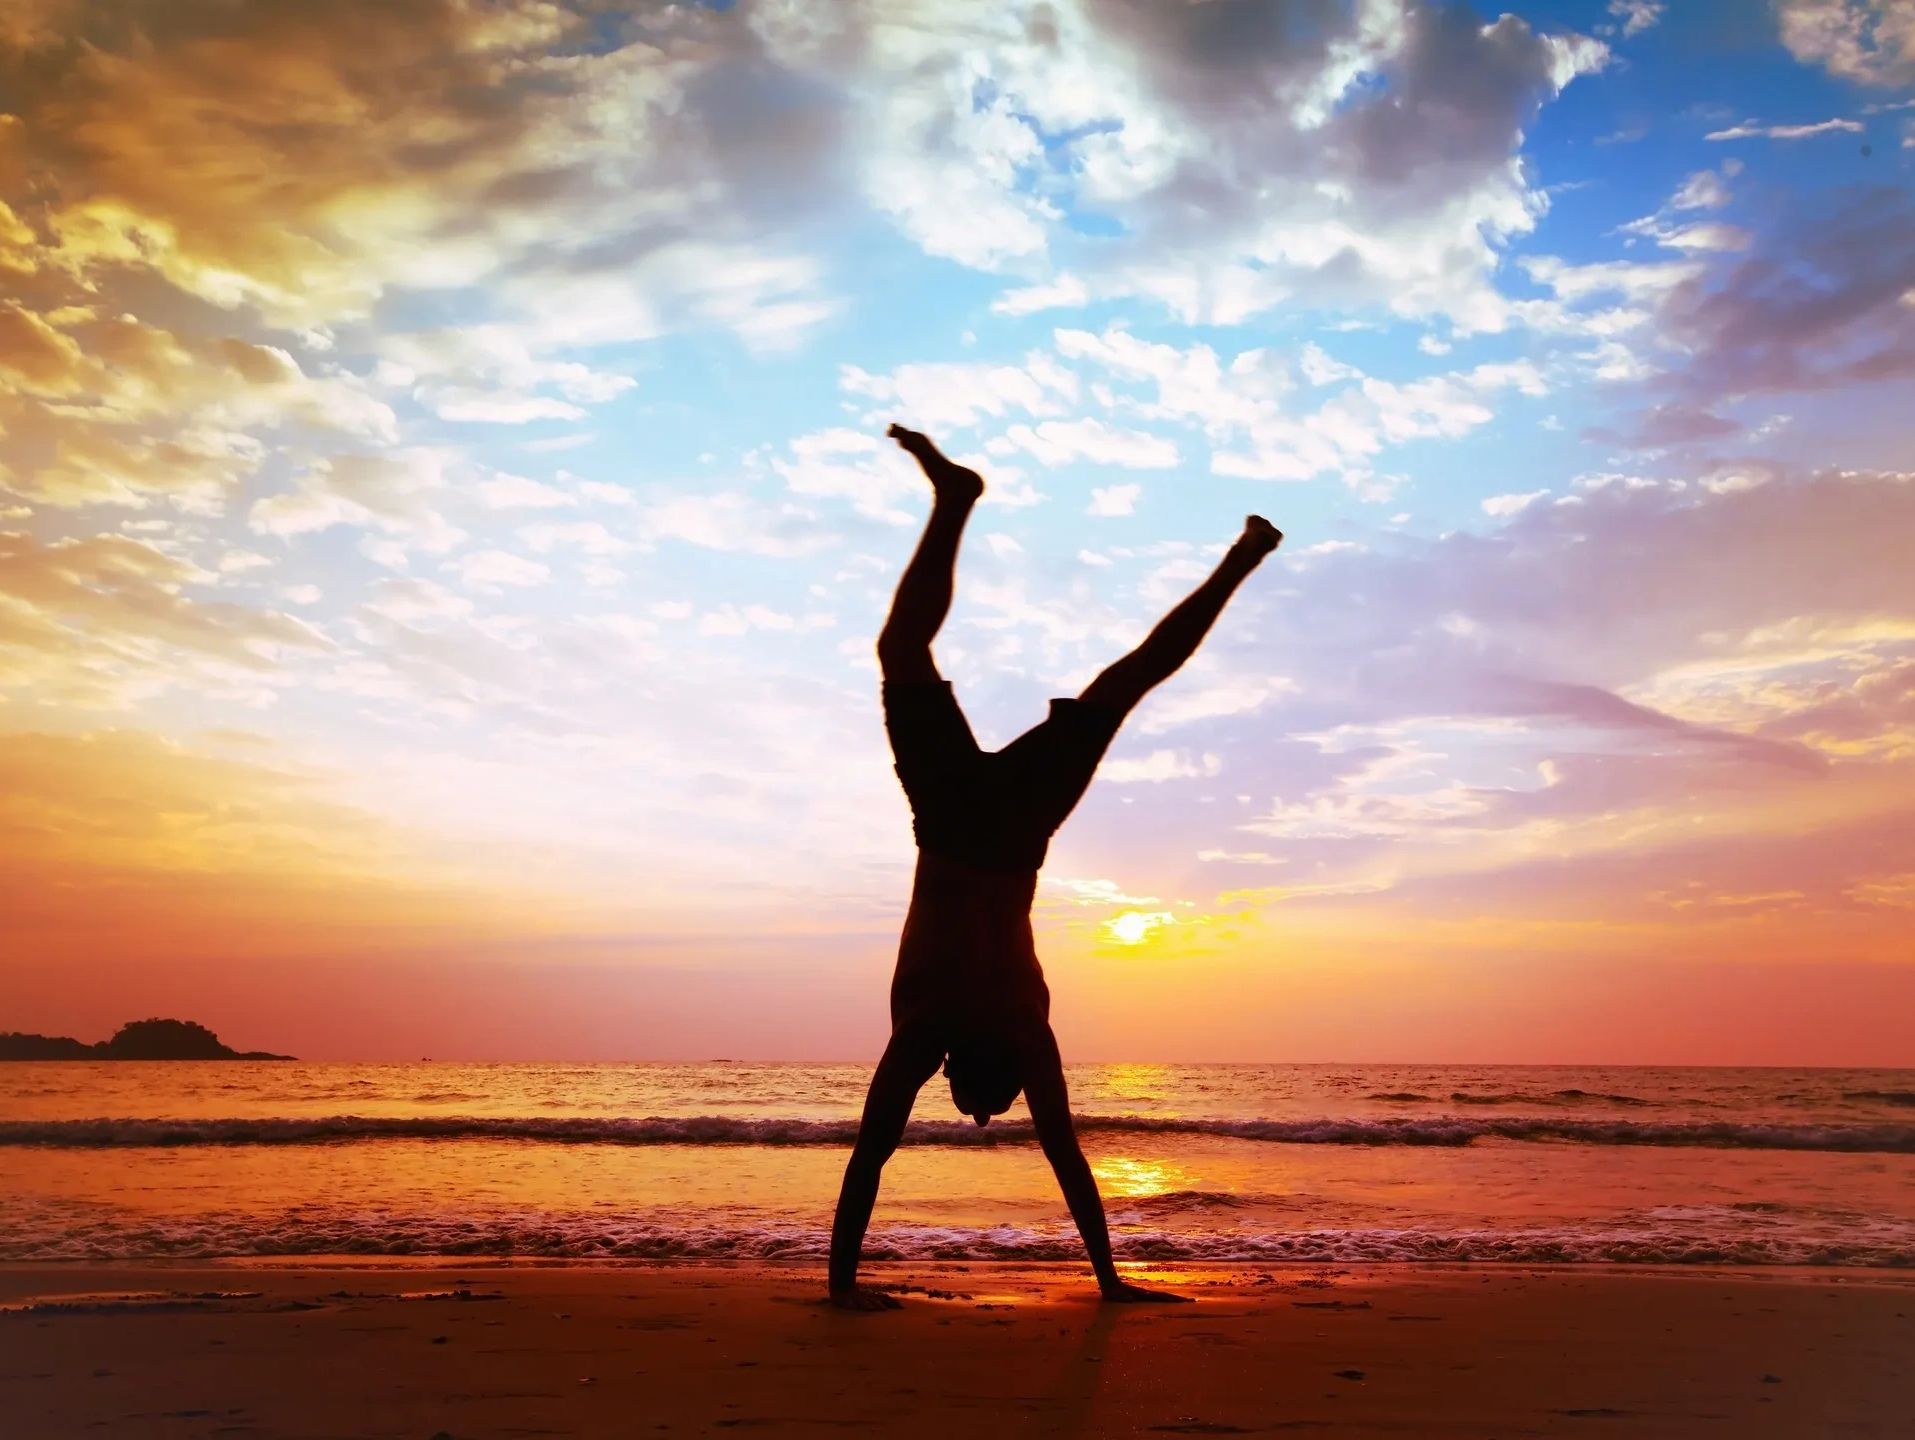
[5,1205,1911,1267]
[5,1113,1914,1152]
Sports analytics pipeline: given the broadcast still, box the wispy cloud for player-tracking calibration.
[1706,118,1864,140]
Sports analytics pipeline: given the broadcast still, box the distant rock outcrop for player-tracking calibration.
[0,1018,294,1061]
[0,1032,94,1060]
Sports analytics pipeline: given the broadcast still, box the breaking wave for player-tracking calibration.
[1444,1089,1655,1107]
[6,1207,1912,1268]
[1844,1089,1915,1107]
[5,1113,1915,1153]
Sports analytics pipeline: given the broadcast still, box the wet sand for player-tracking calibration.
[2,1261,1910,1438]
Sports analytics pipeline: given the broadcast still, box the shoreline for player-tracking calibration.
[5,1261,1910,1437]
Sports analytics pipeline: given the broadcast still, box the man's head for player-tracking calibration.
[944,1031,1023,1126]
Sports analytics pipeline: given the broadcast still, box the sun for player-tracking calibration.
[1104,910,1174,945]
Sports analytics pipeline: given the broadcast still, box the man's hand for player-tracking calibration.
[829,1285,903,1312]
[1100,1280,1192,1304]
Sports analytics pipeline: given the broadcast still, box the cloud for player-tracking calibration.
[449,549,551,593]
[476,473,576,510]
[1088,484,1141,517]
[1585,403,1744,449]
[1617,166,1754,255]
[1607,0,1666,36]
[0,727,571,980]
[0,529,332,707]
[249,451,463,553]
[1705,117,1865,140]
[839,354,1079,432]
[1531,182,1915,419]
[1521,255,1702,306]
[771,427,920,524]
[1135,674,1296,736]
[0,1,842,339]
[1655,186,1915,398]
[1049,324,1544,491]
[1038,467,1915,941]
[1669,162,1742,211]
[1481,490,1548,516]
[1776,0,1915,86]
[0,303,87,394]
[761,0,1605,330]
[4,426,264,512]
[501,244,838,353]
[1053,327,1295,435]
[1210,360,1546,485]
[988,418,1179,469]
[638,491,838,558]
[0,311,395,512]
[992,273,1091,317]
[362,578,474,624]
[377,325,636,427]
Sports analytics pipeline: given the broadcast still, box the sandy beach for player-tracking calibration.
[3,1261,1910,1439]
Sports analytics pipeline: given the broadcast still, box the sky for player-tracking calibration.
[2,0,1913,1064]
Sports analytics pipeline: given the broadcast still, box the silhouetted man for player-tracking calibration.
[828,424,1282,1309]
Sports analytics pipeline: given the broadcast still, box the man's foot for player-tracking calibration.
[888,423,984,504]
[829,1285,903,1312]
[1234,514,1283,560]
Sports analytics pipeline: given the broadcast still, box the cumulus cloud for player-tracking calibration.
[759,0,1605,330]
[771,428,922,524]
[1481,490,1548,516]
[840,354,1079,432]
[1775,0,1915,86]
[988,418,1180,469]
[1047,324,1545,493]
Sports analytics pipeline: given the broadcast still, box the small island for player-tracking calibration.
[0,1018,295,1061]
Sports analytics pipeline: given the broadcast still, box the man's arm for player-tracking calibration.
[828,1026,944,1309]
[1019,1022,1189,1303]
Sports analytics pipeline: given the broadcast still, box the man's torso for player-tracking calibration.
[890,850,1049,1033]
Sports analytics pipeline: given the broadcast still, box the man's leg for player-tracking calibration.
[1079,516,1281,715]
[828,1025,945,1308]
[876,425,984,684]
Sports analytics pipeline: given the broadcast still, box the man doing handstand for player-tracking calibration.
[828,424,1282,1309]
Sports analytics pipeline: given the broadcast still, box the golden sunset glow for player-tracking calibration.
[2,0,1912,1064]
[1104,911,1175,947]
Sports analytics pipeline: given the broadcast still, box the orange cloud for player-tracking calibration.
[0,529,332,707]
[0,728,549,963]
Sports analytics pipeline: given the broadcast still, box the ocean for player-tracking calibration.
[5,1062,1914,1268]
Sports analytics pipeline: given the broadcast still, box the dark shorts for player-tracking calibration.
[882,680,1124,874]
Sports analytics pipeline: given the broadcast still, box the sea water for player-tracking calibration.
[5,1062,1913,1267]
